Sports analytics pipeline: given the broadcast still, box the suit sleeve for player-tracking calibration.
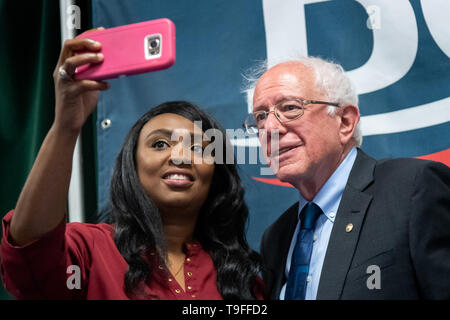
[409,161,450,299]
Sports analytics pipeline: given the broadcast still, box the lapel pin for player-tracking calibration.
[346,223,354,233]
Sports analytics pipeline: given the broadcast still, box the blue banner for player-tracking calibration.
[93,0,450,250]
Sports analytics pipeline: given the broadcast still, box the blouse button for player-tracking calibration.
[175,289,181,294]
[191,294,196,298]
[168,278,173,282]
[186,257,191,262]
[187,272,193,277]
[187,285,192,290]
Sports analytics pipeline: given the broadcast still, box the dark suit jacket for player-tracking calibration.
[260,148,450,299]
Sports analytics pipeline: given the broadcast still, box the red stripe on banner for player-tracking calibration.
[416,148,450,167]
[252,177,294,187]
[252,148,450,187]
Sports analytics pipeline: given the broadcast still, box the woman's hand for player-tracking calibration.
[53,28,110,135]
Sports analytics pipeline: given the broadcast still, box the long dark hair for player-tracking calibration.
[109,101,262,299]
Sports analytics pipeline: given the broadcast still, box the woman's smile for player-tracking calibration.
[162,170,195,187]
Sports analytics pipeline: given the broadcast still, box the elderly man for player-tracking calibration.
[243,57,450,299]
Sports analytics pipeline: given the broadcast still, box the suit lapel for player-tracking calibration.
[268,202,298,299]
[316,149,376,299]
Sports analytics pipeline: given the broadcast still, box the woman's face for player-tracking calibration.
[136,113,215,217]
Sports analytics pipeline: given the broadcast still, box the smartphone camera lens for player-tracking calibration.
[146,35,161,59]
[150,39,159,48]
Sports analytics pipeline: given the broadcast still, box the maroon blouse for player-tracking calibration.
[0,210,264,300]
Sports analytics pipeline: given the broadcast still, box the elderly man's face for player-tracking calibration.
[253,62,344,193]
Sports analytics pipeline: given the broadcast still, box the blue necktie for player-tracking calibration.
[285,202,322,300]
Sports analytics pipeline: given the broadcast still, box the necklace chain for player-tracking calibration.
[169,255,185,277]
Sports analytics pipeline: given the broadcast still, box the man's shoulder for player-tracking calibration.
[374,155,449,178]
[377,156,431,168]
[352,149,450,193]
[262,202,298,241]
[356,148,448,178]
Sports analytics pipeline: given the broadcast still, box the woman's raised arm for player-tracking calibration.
[9,34,109,246]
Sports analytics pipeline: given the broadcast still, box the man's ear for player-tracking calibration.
[338,104,360,145]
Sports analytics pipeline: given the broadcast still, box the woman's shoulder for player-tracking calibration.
[63,222,122,264]
[67,220,114,233]
[66,221,115,245]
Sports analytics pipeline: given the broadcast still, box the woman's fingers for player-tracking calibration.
[61,52,104,76]
[85,26,105,33]
[64,26,106,53]
[71,80,110,94]
[56,37,101,67]
[54,27,106,78]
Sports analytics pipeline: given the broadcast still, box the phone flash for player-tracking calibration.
[145,34,162,59]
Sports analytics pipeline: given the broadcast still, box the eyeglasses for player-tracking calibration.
[242,98,340,134]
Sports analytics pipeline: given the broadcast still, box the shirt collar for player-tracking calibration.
[298,147,357,222]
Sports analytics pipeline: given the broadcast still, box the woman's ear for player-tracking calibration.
[338,104,360,145]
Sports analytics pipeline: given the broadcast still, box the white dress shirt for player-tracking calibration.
[280,147,357,300]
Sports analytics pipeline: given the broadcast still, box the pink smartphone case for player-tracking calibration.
[74,18,176,80]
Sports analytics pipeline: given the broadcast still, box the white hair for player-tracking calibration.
[242,56,362,147]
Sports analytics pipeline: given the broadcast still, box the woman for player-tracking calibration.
[0,34,263,299]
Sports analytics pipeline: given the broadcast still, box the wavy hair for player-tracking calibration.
[242,56,362,147]
[108,101,262,299]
